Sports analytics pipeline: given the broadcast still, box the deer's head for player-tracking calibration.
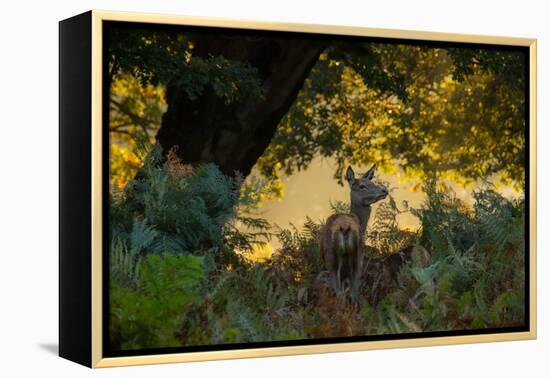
[346,165,388,207]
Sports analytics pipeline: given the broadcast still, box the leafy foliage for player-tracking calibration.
[108,27,190,87]
[110,247,205,350]
[108,27,265,101]
[448,48,526,93]
[109,144,274,350]
[110,143,270,264]
[108,29,526,199]
[172,55,265,104]
[383,182,526,331]
[368,194,417,253]
[258,44,525,189]
[108,28,265,191]
[109,73,165,190]
[110,156,525,349]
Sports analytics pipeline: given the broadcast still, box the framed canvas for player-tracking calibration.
[59,10,537,368]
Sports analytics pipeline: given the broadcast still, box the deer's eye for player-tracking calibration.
[359,184,367,190]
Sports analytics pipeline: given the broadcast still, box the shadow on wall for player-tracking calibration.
[37,343,58,356]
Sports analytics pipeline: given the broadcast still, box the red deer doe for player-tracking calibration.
[320,165,388,301]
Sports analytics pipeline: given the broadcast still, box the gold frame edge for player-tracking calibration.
[89,9,537,368]
[528,40,537,339]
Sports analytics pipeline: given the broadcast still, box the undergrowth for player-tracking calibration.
[109,146,526,350]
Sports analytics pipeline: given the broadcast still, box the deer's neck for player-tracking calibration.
[351,202,372,242]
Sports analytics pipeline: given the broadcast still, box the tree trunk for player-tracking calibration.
[156,34,325,177]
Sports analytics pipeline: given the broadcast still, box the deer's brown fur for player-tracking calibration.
[321,213,362,298]
[320,165,388,301]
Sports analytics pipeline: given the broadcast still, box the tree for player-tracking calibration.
[107,28,409,176]
[156,34,325,177]
[107,26,526,190]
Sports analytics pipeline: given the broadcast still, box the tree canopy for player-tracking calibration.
[259,45,525,189]
[107,26,526,194]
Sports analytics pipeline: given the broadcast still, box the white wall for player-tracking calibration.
[0,0,546,376]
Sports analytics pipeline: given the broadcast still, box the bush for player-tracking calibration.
[109,143,272,349]
[110,248,205,350]
[358,182,525,334]
[109,147,526,348]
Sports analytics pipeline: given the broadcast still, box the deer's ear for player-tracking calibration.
[345,166,355,184]
[363,164,377,180]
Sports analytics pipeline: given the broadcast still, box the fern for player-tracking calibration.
[109,252,205,350]
[111,143,270,260]
[109,148,526,347]
[129,218,158,256]
[330,199,350,214]
[368,194,417,253]
[110,238,141,288]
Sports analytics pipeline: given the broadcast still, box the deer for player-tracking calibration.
[320,164,388,301]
